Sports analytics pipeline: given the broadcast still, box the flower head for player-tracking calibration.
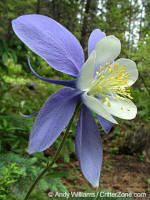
[77,35,138,124]
[12,14,138,187]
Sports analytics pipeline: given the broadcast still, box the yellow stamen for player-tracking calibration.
[100,75,104,80]
[88,61,133,104]
[96,71,100,76]
[99,66,103,71]
[108,68,112,72]
[105,63,110,67]
[107,101,111,107]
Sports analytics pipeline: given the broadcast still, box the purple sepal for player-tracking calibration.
[88,29,106,56]
[29,87,80,154]
[97,114,113,134]
[27,56,76,88]
[75,105,103,187]
[12,14,84,76]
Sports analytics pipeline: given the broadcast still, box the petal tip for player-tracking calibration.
[11,19,15,25]
[114,120,118,124]
[28,146,42,154]
[92,180,99,188]
[28,148,34,155]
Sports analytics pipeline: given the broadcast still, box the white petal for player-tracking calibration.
[115,58,138,86]
[95,35,121,67]
[77,51,96,91]
[82,93,118,124]
[101,96,137,120]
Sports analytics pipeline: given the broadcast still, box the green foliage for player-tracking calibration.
[0,163,23,200]
[0,152,68,200]
[147,178,150,185]
[0,114,33,153]
[132,88,150,122]
[0,40,27,73]
[133,153,145,161]
[60,136,75,163]
[0,41,17,65]
[0,77,71,199]
[110,147,119,155]
[0,153,39,200]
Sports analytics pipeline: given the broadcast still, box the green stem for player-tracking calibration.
[24,102,81,200]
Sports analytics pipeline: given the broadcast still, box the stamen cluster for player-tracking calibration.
[89,61,133,109]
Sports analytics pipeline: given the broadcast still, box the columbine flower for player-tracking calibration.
[12,14,138,187]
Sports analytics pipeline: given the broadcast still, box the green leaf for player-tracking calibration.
[2,53,8,64]
[47,171,70,178]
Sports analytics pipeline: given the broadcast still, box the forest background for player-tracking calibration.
[0,0,150,199]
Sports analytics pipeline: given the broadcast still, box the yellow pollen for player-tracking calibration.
[116,95,125,100]
[88,62,133,104]
[127,94,133,99]
[124,81,129,86]
[98,86,102,92]
[121,107,123,110]
[100,75,104,80]
[105,63,110,67]
[125,99,130,103]
[113,63,119,70]
[118,76,123,80]
[99,66,103,71]
[120,67,124,73]
[108,68,112,72]
[107,101,111,107]
[102,97,110,104]
[104,97,109,101]
[124,75,129,78]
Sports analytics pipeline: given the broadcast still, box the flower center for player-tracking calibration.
[88,61,133,107]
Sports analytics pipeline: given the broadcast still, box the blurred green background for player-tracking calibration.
[0,0,150,199]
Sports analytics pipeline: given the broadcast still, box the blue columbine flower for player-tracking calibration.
[12,14,138,187]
